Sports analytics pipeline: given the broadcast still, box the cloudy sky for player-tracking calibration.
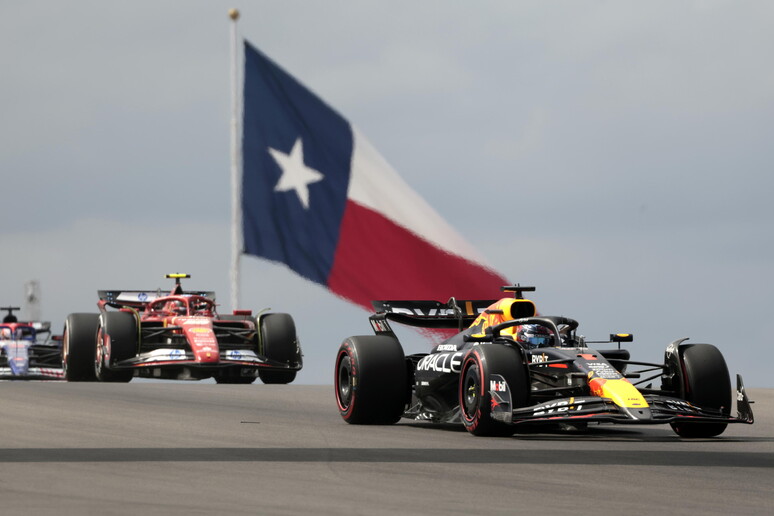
[2,1,772,387]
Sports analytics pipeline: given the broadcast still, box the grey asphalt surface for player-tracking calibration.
[0,383,771,515]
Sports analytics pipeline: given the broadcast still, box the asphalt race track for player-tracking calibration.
[0,383,771,515]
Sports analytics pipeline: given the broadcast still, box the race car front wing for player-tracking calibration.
[490,374,755,427]
[0,367,64,380]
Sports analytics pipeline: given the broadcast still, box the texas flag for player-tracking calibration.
[241,41,508,310]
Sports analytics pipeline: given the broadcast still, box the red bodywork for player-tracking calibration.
[96,291,260,370]
[89,278,301,383]
[139,296,222,364]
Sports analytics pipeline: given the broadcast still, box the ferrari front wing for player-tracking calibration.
[111,348,300,371]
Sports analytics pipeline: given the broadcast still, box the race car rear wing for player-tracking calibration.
[369,298,497,334]
[98,290,216,309]
[368,285,538,336]
[31,321,51,333]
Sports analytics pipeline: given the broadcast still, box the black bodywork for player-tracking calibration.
[337,287,754,436]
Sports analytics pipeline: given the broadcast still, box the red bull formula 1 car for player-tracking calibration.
[0,307,64,380]
[62,274,302,384]
[334,286,754,437]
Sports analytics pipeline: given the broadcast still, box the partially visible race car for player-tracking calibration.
[0,307,64,380]
[62,274,302,384]
[334,286,754,438]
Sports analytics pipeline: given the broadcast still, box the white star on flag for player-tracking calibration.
[268,138,324,209]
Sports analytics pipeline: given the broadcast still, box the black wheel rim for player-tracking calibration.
[462,363,480,418]
[337,355,353,409]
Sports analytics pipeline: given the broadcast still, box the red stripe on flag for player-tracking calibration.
[327,201,508,310]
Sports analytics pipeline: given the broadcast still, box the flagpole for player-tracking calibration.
[228,7,241,311]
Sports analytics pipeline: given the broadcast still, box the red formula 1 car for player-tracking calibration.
[62,274,302,384]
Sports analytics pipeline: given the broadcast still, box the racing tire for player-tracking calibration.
[257,370,296,384]
[62,313,99,382]
[258,313,301,385]
[459,344,529,437]
[669,344,731,438]
[95,311,137,383]
[215,370,258,384]
[335,335,408,425]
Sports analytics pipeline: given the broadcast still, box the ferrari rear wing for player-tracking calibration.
[98,290,216,309]
[369,298,497,334]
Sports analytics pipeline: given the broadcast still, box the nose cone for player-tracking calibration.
[590,377,649,410]
[10,356,29,376]
[181,319,220,363]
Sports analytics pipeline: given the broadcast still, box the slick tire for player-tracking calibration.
[258,313,301,385]
[459,344,529,437]
[215,370,258,384]
[335,335,408,424]
[62,313,99,382]
[670,344,731,438]
[95,311,136,383]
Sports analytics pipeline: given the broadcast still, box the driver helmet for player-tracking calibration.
[0,327,11,340]
[517,324,554,349]
[191,299,211,315]
[166,300,186,315]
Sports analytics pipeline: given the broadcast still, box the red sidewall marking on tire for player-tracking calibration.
[335,345,356,418]
[460,352,483,427]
